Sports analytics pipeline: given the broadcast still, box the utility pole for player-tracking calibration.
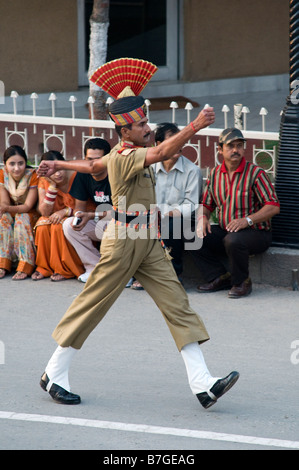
[272,0,299,248]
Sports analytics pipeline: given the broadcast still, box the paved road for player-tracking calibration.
[0,274,299,451]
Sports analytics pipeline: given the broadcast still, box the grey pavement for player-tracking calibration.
[0,273,299,451]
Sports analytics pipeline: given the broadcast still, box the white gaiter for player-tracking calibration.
[45,346,77,392]
[181,342,220,394]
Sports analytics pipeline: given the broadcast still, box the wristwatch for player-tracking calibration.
[94,214,100,223]
[246,216,254,226]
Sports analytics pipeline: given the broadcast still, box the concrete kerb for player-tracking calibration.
[249,246,299,288]
[182,247,299,290]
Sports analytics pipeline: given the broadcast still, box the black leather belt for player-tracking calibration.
[112,210,152,226]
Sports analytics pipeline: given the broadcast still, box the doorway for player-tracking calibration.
[78,0,180,85]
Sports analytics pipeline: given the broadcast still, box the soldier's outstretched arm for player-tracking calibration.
[144,106,215,167]
[37,158,105,178]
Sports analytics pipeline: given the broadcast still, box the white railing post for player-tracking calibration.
[221,105,230,128]
[260,107,268,132]
[204,104,211,146]
[242,106,250,131]
[10,91,18,132]
[10,91,18,115]
[69,95,77,137]
[185,102,193,124]
[145,99,151,123]
[170,101,178,123]
[30,93,38,134]
[106,97,114,139]
[87,96,95,137]
[259,107,268,148]
[87,96,95,120]
[49,93,57,134]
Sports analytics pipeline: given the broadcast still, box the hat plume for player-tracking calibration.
[89,58,158,100]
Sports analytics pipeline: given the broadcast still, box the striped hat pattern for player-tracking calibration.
[89,58,158,125]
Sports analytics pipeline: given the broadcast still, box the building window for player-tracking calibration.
[84,0,166,69]
[78,0,178,85]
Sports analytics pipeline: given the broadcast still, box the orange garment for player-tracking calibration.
[34,174,84,278]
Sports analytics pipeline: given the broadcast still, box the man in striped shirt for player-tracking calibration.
[196,128,280,298]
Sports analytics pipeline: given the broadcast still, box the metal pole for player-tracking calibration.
[272,0,299,248]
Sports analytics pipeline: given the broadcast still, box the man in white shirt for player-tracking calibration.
[153,122,203,280]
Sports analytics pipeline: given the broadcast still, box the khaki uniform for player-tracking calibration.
[52,143,210,351]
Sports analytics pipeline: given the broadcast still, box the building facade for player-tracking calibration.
[0,0,290,96]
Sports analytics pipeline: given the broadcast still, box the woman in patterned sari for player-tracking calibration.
[0,145,39,280]
[32,151,84,282]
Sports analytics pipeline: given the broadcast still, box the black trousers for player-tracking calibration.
[193,225,272,285]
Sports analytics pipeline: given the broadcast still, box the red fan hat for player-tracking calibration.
[90,58,158,125]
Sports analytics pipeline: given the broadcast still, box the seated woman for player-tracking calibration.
[0,145,39,280]
[32,150,84,282]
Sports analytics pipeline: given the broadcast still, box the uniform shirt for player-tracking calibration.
[101,142,152,211]
[69,172,111,209]
[202,157,280,231]
[153,156,202,218]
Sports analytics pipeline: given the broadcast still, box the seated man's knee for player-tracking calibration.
[62,217,73,239]
[223,232,246,252]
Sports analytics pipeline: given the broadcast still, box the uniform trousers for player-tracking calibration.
[52,223,210,351]
[194,225,272,285]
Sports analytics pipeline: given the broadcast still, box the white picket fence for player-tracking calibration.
[0,91,279,179]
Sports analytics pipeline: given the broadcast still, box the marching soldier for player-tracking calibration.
[38,59,239,409]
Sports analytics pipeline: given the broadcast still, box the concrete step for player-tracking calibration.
[182,247,299,291]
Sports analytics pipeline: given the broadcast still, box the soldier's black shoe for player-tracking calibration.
[196,371,240,409]
[40,372,81,405]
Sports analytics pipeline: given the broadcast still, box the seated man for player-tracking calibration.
[153,122,203,281]
[63,138,112,283]
[195,127,280,298]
